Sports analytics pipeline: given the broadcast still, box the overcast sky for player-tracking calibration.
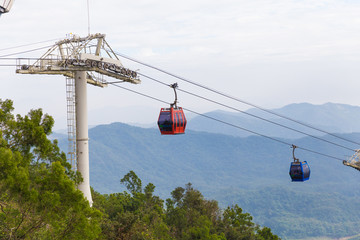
[1,0,360,130]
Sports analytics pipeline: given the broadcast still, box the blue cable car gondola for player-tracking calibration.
[289,145,310,182]
[157,83,187,135]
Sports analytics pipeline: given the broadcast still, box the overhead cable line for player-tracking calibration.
[0,57,41,60]
[114,51,360,147]
[185,108,345,162]
[0,64,17,67]
[138,72,356,152]
[0,38,61,52]
[108,82,345,162]
[0,45,53,58]
[2,44,356,151]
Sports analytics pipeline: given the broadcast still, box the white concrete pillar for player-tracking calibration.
[75,71,93,206]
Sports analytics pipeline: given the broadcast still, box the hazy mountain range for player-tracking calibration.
[187,102,360,138]
[52,102,360,239]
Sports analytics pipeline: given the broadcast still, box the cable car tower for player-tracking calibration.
[343,150,360,171]
[0,0,15,16]
[16,33,140,205]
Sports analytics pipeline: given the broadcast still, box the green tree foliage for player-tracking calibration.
[93,171,170,240]
[165,183,224,239]
[120,170,142,194]
[256,227,280,240]
[0,99,101,239]
[218,205,256,239]
[93,171,280,240]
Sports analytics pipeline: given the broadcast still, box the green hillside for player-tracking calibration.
[215,186,360,239]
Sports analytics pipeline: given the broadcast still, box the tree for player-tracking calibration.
[256,227,280,240]
[94,171,281,240]
[166,183,224,239]
[0,99,101,239]
[120,170,142,194]
[94,171,170,239]
[218,204,257,240]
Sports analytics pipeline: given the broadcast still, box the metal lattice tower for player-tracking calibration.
[16,33,141,206]
[66,77,76,171]
[343,149,360,171]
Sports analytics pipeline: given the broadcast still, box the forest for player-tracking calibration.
[0,99,279,239]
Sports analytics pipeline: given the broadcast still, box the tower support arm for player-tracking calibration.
[343,149,360,171]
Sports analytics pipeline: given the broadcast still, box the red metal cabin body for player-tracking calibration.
[158,107,187,135]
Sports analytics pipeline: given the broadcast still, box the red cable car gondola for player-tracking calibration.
[158,83,187,135]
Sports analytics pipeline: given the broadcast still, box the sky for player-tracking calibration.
[1,0,360,130]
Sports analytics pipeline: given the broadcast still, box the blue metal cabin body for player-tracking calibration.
[289,161,310,182]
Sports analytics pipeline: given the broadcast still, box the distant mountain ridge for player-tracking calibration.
[52,102,360,239]
[187,102,360,139]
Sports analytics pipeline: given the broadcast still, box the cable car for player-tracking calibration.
[158,83,187,135]
[158,107,186,135]
[289,145,310,182]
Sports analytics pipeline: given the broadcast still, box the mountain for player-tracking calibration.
[54,120,360,239]
[187,102,360,139]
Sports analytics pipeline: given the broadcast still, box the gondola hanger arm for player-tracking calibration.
[170,83,178,108]
[292,144,299,162]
